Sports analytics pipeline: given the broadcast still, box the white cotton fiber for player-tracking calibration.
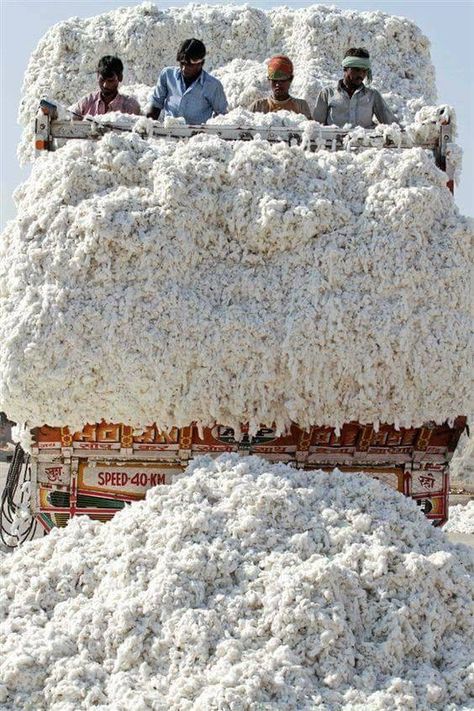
[0,133,471,432]
[1,3,471,433]
[1,456,473,710]
[445,501,474,534]
[1,7,472,708]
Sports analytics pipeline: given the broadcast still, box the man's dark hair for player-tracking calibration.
[176,38,206,63]
[97,56,124,78]
[344,47,370,59]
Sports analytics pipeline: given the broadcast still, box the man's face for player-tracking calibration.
[179,59,204,80]
[270,77,292,100]
[98,71,121,97]
[343,67,367,89]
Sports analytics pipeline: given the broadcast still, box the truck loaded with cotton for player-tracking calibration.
[0,5,472,709]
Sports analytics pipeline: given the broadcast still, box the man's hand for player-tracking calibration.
[146,106,161,120]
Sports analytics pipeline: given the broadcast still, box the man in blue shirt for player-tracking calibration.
[146,38,228,124]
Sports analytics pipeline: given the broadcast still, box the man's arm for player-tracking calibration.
[248,99,260,113]
[373,90,398,125]
[211,80,228,117]
[312,89,329,124]
[146,69,169,119]
[298,100,312,120]
[127,98,141,116]
[249,98,268,113]
[68,96,88,120]
[147,106,161,120]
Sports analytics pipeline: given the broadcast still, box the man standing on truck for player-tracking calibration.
[71,56,141,117]
[312,48,398,127]
[146,39,228,123]
[249,55,312,119]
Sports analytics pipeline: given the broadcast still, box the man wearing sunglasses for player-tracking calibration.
[146,38,228,124]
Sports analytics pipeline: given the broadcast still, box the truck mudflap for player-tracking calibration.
[23,418,465,535]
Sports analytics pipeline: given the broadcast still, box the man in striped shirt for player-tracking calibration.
[71,56,140,118]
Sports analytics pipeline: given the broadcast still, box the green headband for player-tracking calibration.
[342,56,372,83]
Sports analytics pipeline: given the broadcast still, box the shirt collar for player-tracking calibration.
[177,67,206,86]
[269,95,294,104]
[95,90,122,105]
[338,79,366,95]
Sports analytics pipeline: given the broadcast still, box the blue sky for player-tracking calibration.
[1,0,472,226]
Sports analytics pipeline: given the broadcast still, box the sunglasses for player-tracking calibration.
[179,59,204,67]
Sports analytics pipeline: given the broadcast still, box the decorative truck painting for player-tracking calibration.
[2,418,462,538]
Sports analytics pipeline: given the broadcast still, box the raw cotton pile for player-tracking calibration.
[3,2,471,433]
[450,432,474,493]
[1,455,473,710]
[0,130,471,433]
[445,501,474,534]
[18,3,436,161]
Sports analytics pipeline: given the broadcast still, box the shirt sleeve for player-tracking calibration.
[312,89,329,124]
[373,90,398,125]
[211,80,228,116]
[150,70,169,109]
[127,98,141,116]
[299,100,312,120]
[69,96,87,117]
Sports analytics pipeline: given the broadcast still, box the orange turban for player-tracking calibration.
[267,55,294,81]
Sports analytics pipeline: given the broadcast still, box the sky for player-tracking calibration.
[1,0,473,227]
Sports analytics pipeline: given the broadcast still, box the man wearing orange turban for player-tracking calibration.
[249,55,312,119]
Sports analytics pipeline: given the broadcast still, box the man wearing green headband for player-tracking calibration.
[313,48,398,128]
